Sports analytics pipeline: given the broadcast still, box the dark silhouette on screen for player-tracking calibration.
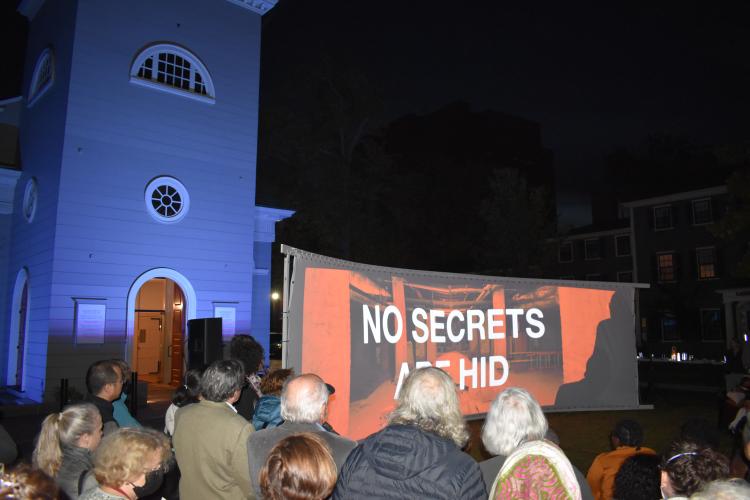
[554,291,636,408]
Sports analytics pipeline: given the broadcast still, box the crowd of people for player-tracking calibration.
[1,334,750,499]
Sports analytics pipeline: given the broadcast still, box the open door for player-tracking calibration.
[170,286,185,385]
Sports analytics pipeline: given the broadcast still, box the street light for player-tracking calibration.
[271,291,280,301]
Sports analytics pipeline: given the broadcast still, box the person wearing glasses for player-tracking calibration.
[80,427,171,500]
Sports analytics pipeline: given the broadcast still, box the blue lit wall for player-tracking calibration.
[5,0,78,401]
[10,0,270,401]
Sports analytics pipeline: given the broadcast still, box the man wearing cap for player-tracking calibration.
[246,373,356,497]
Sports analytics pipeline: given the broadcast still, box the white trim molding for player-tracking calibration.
[224,0,278,15]
[125,268,197,366]
[145,176,190,224]
[28,48,55,107]
[623,186,727,208]
[7,268,29,388]
[254,206,295,243]
[130,44,215,104]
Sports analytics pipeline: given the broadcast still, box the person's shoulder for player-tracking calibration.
[320,430,357,451]
[248,421,287,443]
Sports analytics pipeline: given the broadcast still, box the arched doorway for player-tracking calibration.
[7,268,29,389]
[126,269,196,386]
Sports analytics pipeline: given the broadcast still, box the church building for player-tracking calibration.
[0,0,290,402]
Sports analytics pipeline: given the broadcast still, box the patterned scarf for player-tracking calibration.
[490,439,581,500]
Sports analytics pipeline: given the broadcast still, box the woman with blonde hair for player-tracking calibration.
[32,403,102,499]
[80,427,171,500]
[260,433,337,500]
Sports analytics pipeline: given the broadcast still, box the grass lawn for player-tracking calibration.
[465,388,734,474]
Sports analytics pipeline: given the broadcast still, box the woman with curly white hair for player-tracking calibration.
[481,387,582,499]
[333,366,486,499]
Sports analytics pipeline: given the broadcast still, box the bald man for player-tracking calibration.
[246,373,356,497]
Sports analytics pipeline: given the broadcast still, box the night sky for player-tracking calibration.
[3,1,749,225]
[261,0,750,223]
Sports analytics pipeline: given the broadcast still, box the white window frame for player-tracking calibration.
[653,204,673,231]
[22,178,38,223]
[130,44,215,104]
[615,234,631,257]
[144,176,190,224]
[691,198,713,225]
[558,241,573,263]
[695,246,717,280]
[28,48,55,107]
[656,251,676,282]
[584,238,601,261]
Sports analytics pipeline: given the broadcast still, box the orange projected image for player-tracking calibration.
[300,268,620,441]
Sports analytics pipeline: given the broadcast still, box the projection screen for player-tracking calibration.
[281,246,648,441]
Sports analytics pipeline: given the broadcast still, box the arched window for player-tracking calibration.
[130,44,215,103]
[28,48,54,107]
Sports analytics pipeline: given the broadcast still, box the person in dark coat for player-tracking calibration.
[0,424,18,466]
[332,367,486,500]
[228,334,264,421]
[83,360,123,436]
[248,373,356,498]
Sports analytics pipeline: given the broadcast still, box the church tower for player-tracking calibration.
[4,0,289,402]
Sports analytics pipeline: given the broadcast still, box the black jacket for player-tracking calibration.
[332,424,487,500]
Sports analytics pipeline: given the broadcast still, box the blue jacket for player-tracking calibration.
[252,395,282,430]
[112,392,141,428]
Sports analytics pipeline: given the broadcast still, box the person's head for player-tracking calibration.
[281,374,329,424]
[690,479,750,499]
[389,367,469,448]
[228,334,264,376]
[172,368,203,407]
[660,439,729,497]
[0,464,59,500]
[32,403,103,477]
[679,417,720,450]
[611,419,644,449]
[612,454,661,500]
[482,387,548,456]
[261,368,294,397]
[199,359,245,403]
[86,360,123,401]
[109,359,131,387]
[92,427,171,499]
[259,433,337,500]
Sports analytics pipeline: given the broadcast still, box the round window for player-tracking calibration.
[22,178,38,223]
[144,177,189,223]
